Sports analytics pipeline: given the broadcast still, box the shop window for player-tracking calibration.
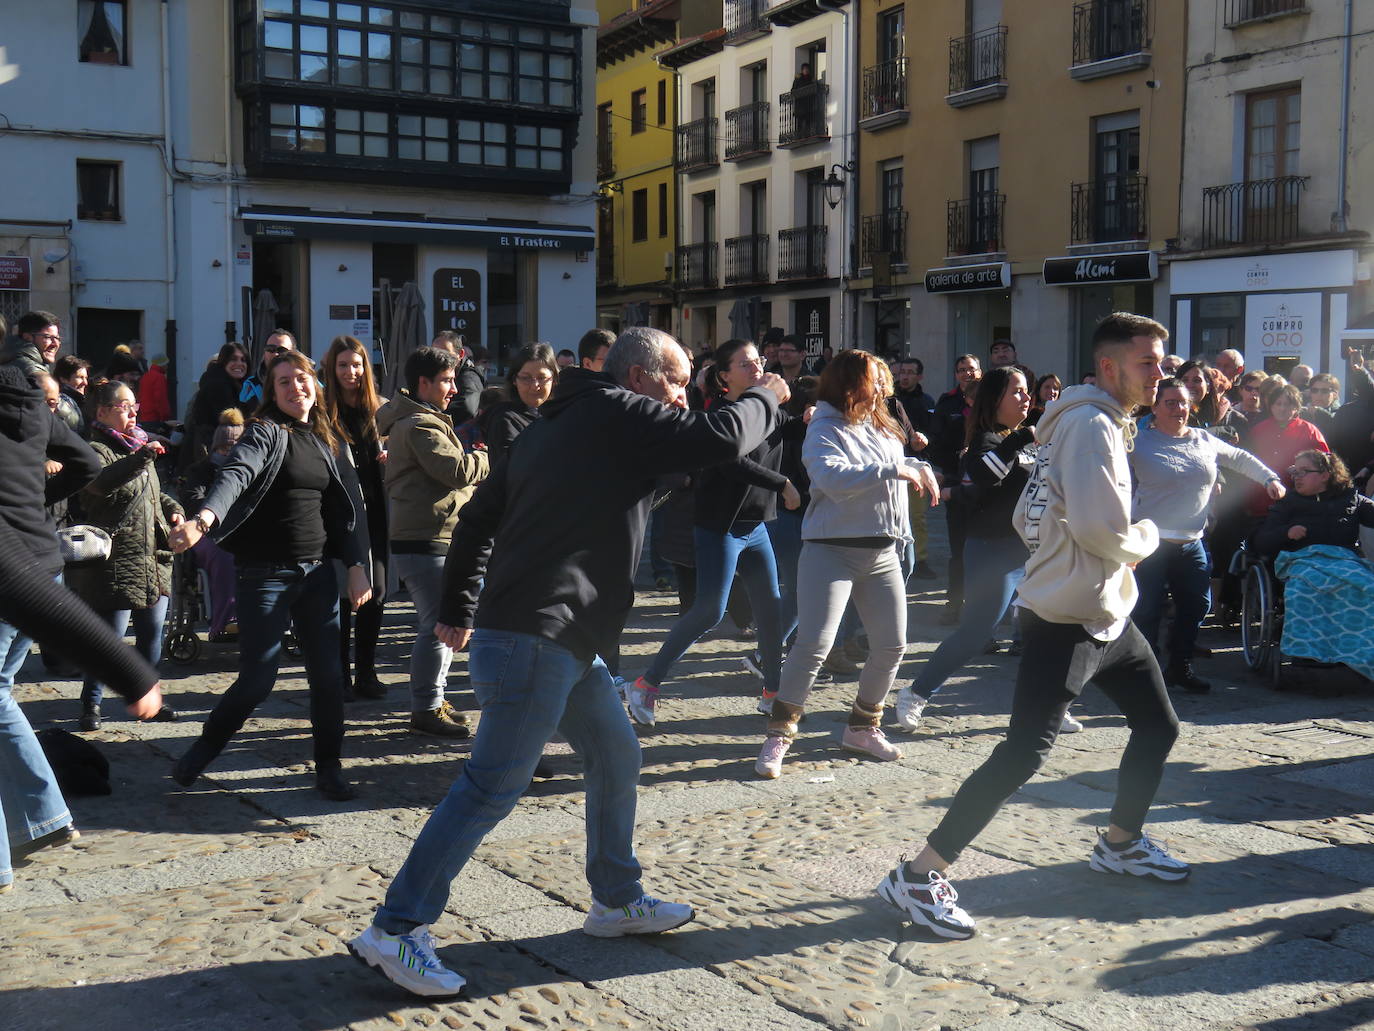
[77,161,121,221]
[79,1,127,65]
[632,189,649,242]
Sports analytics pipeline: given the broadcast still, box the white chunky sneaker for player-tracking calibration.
[348,924,466,997]
[624,677,658,728]
[1088,831,1191,882]
[894,687,927,732]
[876,866,976,940]
[1060,711,1084,734]
[583,894,695,937]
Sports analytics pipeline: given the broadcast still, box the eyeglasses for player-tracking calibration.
[108,402,140,413]
[735,356,766,369]
[515,373,554,386]
[1288,465,1323,477]
[36,333,61,342]
[264,345,289,355]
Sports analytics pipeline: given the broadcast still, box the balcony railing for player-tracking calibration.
[1200,175,1309,249]
[1071,174,1148,244]
[1225,0,1307,27]
[676,242,718,290]
[779,81,828,148]
[725,0,770,43]
[725,234,770,285]
[675,117,718,172]
[1072,0,1149,66]
[596,129,614,180]
[778,225,828,280]
[861,58,908,123]
[948,26,1007,96]
[947,193,1006,255]
[861,209,909,267]
[724,102,770,161]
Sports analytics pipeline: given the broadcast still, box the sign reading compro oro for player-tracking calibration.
[924,262,1011,294]
[1244,292,1323,374]
[1043,251,1157,286]
[0,256,31,290]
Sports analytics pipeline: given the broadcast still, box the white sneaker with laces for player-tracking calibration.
[876,866,976,939]
[1060,711,1084,734]
[348,924,466,997]
[741,652,764,680]
[1088,831,1191,881]
[894,687,927,731]
[624,677,658,727]
[583,894,695,937]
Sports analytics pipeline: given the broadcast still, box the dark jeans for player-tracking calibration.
[80,596,168,708]
[195,560,345,769]
[1132,538,1210,665]
[927,609,1179,863]
[944,498,966,610]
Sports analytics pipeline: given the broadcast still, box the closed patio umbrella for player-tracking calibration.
[250,288,279,370]
[382,280,427,397]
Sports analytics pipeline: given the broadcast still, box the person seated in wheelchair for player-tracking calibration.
[1251,450,1374,559]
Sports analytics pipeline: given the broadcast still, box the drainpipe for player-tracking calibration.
[1335,0,1353,234]
[160,0,178,408]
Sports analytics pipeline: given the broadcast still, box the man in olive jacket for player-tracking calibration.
[378,346,489,738]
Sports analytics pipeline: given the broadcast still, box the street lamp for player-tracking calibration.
[823,162,856,210]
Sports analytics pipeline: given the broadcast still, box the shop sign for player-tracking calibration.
[795,297,829,361]
[1244,292,1322,373]
[924,262,1010,294]
[0,256,31,290]
[433,268,482,348]
[1043,251,1157,286]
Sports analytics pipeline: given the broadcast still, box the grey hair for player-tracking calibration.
[603,327,685,386]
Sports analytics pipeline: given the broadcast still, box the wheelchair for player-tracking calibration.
[1235,542,1284,685]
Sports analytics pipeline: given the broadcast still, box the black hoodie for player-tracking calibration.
[439,367,780,661]
[0,366,102,576]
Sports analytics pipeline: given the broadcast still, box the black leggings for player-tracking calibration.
[927,609,1180,863]
[339,598,384,680]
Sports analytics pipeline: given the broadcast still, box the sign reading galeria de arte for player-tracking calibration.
[433,268,482,349]
[1244,292,1322,375]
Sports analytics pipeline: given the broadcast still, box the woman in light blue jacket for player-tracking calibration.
[755,350,938,778]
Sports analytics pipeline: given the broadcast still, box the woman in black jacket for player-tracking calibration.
[169,351,372,801]
[480,343,557,468]
[185,343,252,467]
[1252,450,1374,558]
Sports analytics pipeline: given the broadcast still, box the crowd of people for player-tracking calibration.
[2,305,1373,993]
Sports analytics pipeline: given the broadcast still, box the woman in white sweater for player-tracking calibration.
[755,350,938,778]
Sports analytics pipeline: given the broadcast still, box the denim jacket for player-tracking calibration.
[200,417,368,568]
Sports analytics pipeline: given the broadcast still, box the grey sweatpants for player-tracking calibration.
[777,541,907,711]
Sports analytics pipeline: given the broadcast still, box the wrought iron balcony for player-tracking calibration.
[725,0,770,44]
[1071,174,1148,244]
[1200,175,1310,249]
[676,242,719,291]
[860,58,908,126]
[725,234,770,285]
[724,102,770,161]
[861,209,908,267]
[778,225,828,280]
[779,81,828,148]
[1071,0,1150,75]
[1224,0,1307,27]
[675,117,718,173]
[947,193,1005,256]
[948,26,1007,102]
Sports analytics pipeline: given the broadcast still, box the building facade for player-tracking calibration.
[2,0,599,406]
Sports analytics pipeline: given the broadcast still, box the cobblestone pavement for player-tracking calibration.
[5,523,1374,1030]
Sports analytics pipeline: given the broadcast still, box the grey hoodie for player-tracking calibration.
[1013,384,1159,632]
[800,400,916,542]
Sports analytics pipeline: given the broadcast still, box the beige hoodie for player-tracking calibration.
[1013,384,1159,631]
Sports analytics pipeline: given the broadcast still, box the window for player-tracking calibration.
[268,103,327,153]
[334,109,389,157]
[878,6,905,63]
[512,124,563,170]
[658,182,669,237]
[1246,87,1300,181]
[657,80,667,125]
[458,119,509,166]
[881,159,904,215]
[1094,111,1140,179]
[631,89,647,133]
[632,189,649,242]
[77,161,121,221]
[79,1,127,65]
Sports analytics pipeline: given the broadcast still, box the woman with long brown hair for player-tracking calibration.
[755,350,938,778]
[168,350,372,801]
[320,335,388,701]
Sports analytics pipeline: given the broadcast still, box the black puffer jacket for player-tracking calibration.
[1252,486,1374,558]
[67,428,184,611]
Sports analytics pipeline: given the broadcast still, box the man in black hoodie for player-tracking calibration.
[350,327,789,998]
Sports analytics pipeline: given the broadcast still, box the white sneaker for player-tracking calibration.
[757,690,777,716]
[583,894,695,937]
[894,687,927,731]
[1060,711,1084,734]
[348,924,466,997]
[876,866,976,940]
[624,677,658,728]
[741,652,764,680]
[1088,832,1191,881]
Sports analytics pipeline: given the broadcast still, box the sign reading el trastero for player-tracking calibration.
[242,210,594,253]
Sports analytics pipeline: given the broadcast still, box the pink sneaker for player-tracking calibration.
[755,735,791,779]
[841,725,902,761]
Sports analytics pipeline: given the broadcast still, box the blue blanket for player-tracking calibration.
[1274,545,1374,681]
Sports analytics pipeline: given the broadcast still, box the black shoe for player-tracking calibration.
[353,671,387,700]
[315,766,358,801]
[171,740,216,788]
[79,705,101,732]
[913,561,938,580]
[151,705,178,722]
[1164,661,1211,694]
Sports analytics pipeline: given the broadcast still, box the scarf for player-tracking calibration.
[91,419,148,453]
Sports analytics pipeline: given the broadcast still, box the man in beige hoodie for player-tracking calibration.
[877,312,1188,941]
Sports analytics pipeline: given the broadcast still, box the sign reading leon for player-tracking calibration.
[432,268,482,350]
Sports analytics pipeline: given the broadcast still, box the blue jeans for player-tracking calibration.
[644,523,782,694]
[393,552,450,714]
[80,596,169,709]
[0,619,72,887]
[911,534,1028,698]
[767,510,804,648]
[375,630,643,933]
[1132,538,1211,666]
[193,560,344,769]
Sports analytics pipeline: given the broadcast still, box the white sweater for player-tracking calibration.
[800,401,917,542]
[1130,425,1278,542]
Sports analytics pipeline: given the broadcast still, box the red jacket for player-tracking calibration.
[1246,416,1328,516]
[137,363,172,423]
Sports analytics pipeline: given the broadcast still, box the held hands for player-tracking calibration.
[126,683,164,720]
[435,623,472,650]
[169,510,215,554]
[1266,479,1287,501]
[1287,525,1308,541]
[781,480,801,511]
[347,565,373,611]
[757,372,791,406]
